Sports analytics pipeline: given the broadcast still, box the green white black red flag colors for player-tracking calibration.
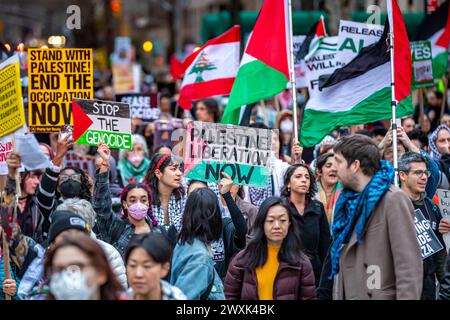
[72,98,132,150]
[412,0,450,79]
[297,15,328,62]
[178,26,240,110]
[221,0,290,125]
[300,0,412,147]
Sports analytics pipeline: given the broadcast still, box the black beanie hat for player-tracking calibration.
[48,210,89,244]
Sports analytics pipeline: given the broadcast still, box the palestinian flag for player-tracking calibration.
[298,15,328,61]
[413,0,450,79]
[300,0,412,147]
[178,26,240,110]
[221,0,290,125]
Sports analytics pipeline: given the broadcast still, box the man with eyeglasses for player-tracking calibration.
[398,152,448,300]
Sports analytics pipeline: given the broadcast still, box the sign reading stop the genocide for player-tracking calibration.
[28,49,93,132]
[72,98,132,150]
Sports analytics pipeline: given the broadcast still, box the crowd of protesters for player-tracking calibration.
[2,78,450,301]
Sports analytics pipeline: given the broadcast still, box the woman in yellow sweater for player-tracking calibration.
[224,197,316,300]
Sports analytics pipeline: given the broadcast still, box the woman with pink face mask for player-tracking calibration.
[117,134,150,187]
[94,143,166,258]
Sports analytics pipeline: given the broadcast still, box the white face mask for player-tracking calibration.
[49,268,98,300]
[280,119,293,133]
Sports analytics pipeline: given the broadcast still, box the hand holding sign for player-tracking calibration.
[96,142,111,173]
[439,219,450,234]
[219,172,234,195]
[6,152,21,178]
[54,131,73,167]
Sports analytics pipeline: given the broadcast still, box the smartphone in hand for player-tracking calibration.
[60,125,74,142]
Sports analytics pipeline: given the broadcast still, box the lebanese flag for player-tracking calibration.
[298,15,328,61]
[178,26,240,110]
[170,54,184,80]
[413,0,450,78]
[221,0,290,125]
[300,0,412,147]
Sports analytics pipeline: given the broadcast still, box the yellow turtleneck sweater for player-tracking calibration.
[255,244,281,300]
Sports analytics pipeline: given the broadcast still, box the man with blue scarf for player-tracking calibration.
[318,135,422,300]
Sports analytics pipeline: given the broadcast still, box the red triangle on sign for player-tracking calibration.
[72,99,93,142]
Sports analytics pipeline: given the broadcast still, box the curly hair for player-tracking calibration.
[144,153,184,206]
[119,183,157,226]
[280,163,317,202]
[56,166,92,202]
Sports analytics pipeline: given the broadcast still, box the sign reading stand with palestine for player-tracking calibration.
[72,98,132,150]
[410,41,434,89]
[0,55,26,137]
[28,49,93,132]
[414,208,444,259]
[184,121,273,187]
[115,93,160,121]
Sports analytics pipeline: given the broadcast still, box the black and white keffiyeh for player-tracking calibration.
[152,194,185,231]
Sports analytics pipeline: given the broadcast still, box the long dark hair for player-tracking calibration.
[44,234,123,300]
[124,233,171,265]
[280,164,317,201]
[144,153,184,205]
[119,183,157,226]
[56,166,92,202]
[178,188,222,245]
[241,197,304,269]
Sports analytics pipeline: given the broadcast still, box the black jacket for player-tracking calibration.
[286,198,331,286]
[212,192,248,279]
[439,249,450,300]
[413,196,447,300]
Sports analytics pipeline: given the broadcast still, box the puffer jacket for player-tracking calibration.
[224,249,316,300]
[91,232,128,289]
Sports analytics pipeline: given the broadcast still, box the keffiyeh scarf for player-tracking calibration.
[429,124,450,161]
[329,160,394,279]
[152,194,185,232]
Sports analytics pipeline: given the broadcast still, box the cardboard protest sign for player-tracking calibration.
[72,98,132,150]
[112,64,141,94]
[115,93,160,121]
[184,121,273,187]
[436,189,450,252]
[28,49,93,132]
[410,41,434,89]
[304,36,340,95]
[335,20,383,67]
[293,35,308,88]
[0,140,13,175]
[414,208,444,259]
[0,55,26,137]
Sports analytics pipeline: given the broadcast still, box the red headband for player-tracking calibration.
[154,153,171,172]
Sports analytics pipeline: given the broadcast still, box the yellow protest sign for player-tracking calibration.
[28,48,93,132]
[0,60,26,137]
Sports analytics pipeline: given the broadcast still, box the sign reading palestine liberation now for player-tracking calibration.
[184,121,273,187]
[0,56,26,137]
[72,98,132,150]
[28,49,93,132]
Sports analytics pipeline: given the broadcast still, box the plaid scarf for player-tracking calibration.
[329,160,394,279]
[152,194,185,232]
[249,175,273,207]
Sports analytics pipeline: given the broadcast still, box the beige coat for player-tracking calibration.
[333,186,423,300]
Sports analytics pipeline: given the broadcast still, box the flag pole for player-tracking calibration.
[388,0,399,187]
[287,0,299,142]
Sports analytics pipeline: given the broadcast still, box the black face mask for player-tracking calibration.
[59,180,82,199]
